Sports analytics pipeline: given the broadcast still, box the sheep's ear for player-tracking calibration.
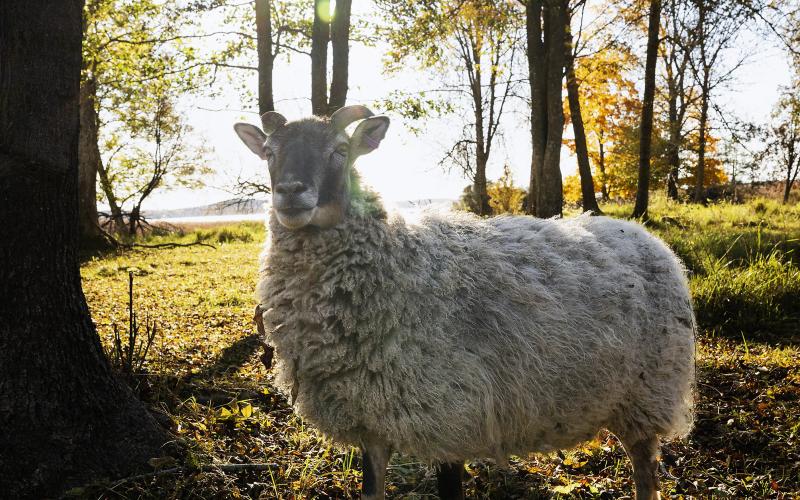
[349,116,390,158]
[233,123,269,160]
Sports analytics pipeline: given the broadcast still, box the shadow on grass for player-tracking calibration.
[705,324,800,348]
[190,333,262,382]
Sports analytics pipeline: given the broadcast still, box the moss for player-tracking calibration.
[348,168,387,220]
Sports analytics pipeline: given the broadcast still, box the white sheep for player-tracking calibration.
[234,106,695,500]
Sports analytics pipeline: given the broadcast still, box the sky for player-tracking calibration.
[144,2,794,211]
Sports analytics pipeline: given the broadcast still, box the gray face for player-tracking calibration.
[234,106,390,230]
[265,119,349,229]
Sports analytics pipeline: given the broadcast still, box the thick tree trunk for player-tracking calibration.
[526,0,544,215]
[255,0,274,114]
[78,76,107,247]
[526,0,565,218]
[693,86,710,203]
[0,2,166,497]
[310,0,330,116]
[328,0,351,114]
[565,32,601,215]
[632,0,662,219]
[539,0,566,218]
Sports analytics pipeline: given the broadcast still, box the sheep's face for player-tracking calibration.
[234,106,389,230]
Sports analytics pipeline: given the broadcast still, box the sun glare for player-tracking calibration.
[317,0,335,22]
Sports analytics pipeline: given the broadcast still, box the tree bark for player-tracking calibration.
[310,0,330,116]
[598,136,608,200]
[470,38,491,216]
[664,50,681,200]
[328,0,351,114]
[692,2,709,204]
[632,0,662,219]
[784,150,798,204]
[526,0,566,218]
[565,30,601,215]
[78,0,106,249]
[539,0,566,218]
[78,75,107,247]
[0,1,166,497]
[693,81,710,203]
[526,0,544,215]
[666,89,681,200]
[255,0,274,114]
[97,159,125,231]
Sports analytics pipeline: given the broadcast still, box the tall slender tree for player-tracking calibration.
[80,0,209,235]
[765,88,800,203]
[0,1,166,496]
[632,0,662,219]
[687,0,750,203]
[525,0,568,218]
[378,0,520,216]
[565,23,602,214]
[256,0,275,114]
[311,0,352,116]
[661,0,698,200]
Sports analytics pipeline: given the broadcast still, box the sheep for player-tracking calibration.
[234,105,695,500]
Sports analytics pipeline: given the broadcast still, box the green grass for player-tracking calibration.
[596,196,800,338]
[73,201,800,498]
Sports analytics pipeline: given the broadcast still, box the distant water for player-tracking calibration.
[155,213,267,224]
[153,199,455,225]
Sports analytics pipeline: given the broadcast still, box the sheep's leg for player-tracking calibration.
[435,462,465,500]
[361,444,391,500]
[621,435,661,500]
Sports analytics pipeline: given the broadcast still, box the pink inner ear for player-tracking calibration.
[362,133,381,150]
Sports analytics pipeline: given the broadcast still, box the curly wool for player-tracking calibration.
[257,204,695,463]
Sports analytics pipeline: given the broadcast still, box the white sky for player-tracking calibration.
[145,3,793,210]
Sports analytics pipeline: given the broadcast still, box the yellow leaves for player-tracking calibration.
[241,403,253,418]
[562,456,588,468]
[553,481,581,494]
[562,174,584,205]
[487,165,527,215]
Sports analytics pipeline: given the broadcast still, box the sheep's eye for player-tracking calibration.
[330,144,348,166]
[263,147,275,162]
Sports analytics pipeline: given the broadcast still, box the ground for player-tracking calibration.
[71,198,799,499]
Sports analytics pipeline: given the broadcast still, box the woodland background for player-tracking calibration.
[0,0,799,498]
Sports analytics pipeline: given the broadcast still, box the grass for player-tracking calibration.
[73,198,800,498]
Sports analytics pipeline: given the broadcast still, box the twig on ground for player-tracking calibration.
[107,463,280,491]
[125,241,218,250]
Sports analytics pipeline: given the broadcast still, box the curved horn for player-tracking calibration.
[330,105,374,131]
[260,111,287,135]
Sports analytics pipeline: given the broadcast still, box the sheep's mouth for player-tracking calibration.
[275,207,315,229]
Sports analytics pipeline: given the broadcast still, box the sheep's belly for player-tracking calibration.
[292,367,619,463]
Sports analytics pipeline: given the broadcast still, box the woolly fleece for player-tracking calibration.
[257,205,695,462]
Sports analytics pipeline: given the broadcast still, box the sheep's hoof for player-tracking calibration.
[253,304,266,335]
[260,342,274,370]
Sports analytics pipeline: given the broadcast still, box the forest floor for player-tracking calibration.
[73,198,800,499]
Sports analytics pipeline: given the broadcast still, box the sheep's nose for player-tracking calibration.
[274,181,307,195]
